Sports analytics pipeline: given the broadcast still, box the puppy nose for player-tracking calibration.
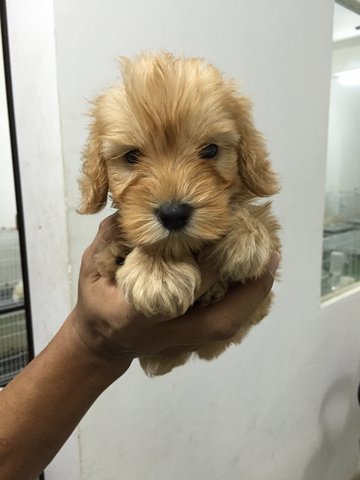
[156,202,193,231]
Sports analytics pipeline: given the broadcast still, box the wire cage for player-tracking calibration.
[322,228,360,297]
[0,310,28,384]
[0,228,29,385]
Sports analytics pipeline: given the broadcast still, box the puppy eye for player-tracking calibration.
[199,144,218,159]
[124,149,142,164]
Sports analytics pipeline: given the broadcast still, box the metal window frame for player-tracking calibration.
[335,0,360,15]
[0,0,35,369]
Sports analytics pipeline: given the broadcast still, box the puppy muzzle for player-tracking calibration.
[156,201,193,231]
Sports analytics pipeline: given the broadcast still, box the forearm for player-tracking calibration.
[0,312,131,480]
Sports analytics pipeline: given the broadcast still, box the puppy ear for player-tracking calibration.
[234,96,279,197]
[78,120,109,214]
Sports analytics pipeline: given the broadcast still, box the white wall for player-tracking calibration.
[6,0,360,479]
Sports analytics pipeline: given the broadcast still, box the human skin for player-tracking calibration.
[0,215,279,480]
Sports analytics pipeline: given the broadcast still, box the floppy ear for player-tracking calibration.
[234,96,279,197]
[78,119,109,214]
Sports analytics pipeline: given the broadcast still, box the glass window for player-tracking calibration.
[322,2,360,300]
[0,7,31,386]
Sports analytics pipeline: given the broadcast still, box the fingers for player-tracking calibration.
[194,256,218,299]
[80,214,120,277]
[157,253,280,348]
[89,213,120,252]
[198,253,280,341]
[79,213,280,359]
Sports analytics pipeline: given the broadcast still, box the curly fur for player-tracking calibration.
[79,52,280,376]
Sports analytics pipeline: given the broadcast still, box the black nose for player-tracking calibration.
[156,202,193,231]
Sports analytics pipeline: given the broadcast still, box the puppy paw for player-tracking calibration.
[196,340,230,360]
[212,211,274,282]
[95,242,132,278]
[140,353,192,376]
[197,280,228,306]
[116,248,201,318]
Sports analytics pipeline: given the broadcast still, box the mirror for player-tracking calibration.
[322,1,360,298]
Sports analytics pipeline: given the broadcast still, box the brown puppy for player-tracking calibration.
[79,52,280,376]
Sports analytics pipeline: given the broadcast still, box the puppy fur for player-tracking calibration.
[79,52,280,376]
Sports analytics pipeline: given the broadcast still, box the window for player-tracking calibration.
[322,1,360,299]
[0,1,33,386]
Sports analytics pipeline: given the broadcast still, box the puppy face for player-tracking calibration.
[80,53,278,253]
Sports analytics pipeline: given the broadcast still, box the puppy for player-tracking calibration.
[79,53,280,376]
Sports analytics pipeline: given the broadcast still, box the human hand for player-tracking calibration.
[69,214,280,374]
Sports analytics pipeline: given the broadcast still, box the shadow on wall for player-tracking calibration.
[301,371,360,480]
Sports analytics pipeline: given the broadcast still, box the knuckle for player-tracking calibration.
[257,273,275,298]
[210,315,236,341]
[98,219,107,232]
[81,246,96,274]
[82,246,92,263]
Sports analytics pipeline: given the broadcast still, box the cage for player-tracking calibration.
[0,228,28,385]
[322,228,360,297]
